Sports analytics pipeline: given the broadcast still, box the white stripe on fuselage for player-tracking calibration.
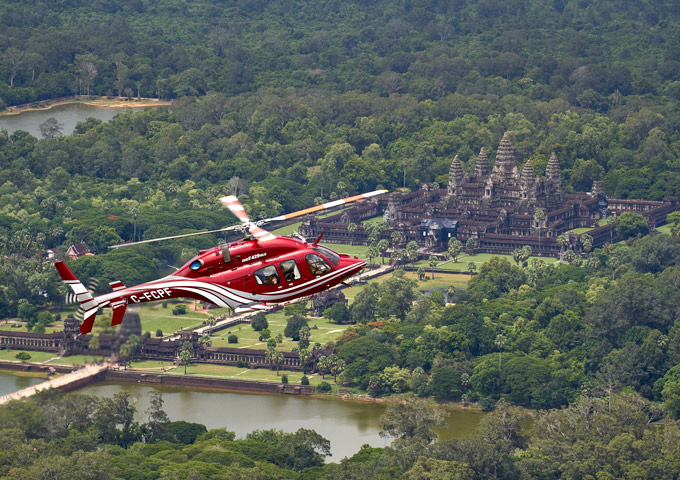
[89,262,363,310]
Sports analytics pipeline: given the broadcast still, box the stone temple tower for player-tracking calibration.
[447,155,464,196]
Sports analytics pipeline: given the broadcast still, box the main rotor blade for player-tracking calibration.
[249,224,277,242]
[263,189,388,223]
[220,195,250,223]
[109,225,242,249]
[221,195,277,242]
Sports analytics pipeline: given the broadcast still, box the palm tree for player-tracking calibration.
[266,347,284,375]
[377,239,389,264]
[428,255,438,279]
[317,355,330,379]
[391,231,403,247]
[207,315,216,336]
[557,234,567,259]
[295,347,312,374]
[447,238,463,263]
[605,214,618,244]
[129,206,139,242]
[580,233,594,256]
[495,334,506,371]
[446,285,455,303]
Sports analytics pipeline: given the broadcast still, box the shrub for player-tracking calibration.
[317,381,332,392]
[227,334,238,344]
[281,374,289,384]
[172,304,187,315]
[301,375,309,385]
[236,360,248,368]
[480,396,497,411]
[15,352,31,362]
[156,329,163,337]
[258,328,271,341]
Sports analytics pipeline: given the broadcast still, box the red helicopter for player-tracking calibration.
[55,190,387,335]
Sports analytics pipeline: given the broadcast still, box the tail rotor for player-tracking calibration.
[65,277,99,305]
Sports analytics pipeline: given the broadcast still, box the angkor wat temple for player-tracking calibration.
[300,133,678,256]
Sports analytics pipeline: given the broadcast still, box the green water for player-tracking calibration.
[0,102,158,137]
[0,372,484,461]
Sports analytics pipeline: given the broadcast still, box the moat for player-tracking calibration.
[0,371,485,461]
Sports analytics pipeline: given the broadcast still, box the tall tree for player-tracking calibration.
[2,47,24,87]
[179,341,193,375]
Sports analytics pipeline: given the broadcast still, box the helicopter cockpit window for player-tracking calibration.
[306,253,331,276]
[254,265,280,285]
[280,259,301,282]
[313,246,339,266]
[190,259,204,271]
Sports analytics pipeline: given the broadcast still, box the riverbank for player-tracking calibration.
[0,96,172,116]
[0,359,315,396]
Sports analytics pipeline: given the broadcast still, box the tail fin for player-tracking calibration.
[55,261,100,335]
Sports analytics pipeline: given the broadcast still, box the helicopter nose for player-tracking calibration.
[339,256,366,277]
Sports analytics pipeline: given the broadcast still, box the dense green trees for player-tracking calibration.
[329,231,680,411]
[2,389,678,479]
[0,390,330,478]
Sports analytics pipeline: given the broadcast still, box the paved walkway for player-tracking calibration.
[0,362,109,405]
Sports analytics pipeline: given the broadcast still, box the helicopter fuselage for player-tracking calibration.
[57,236,365,334]
[124,236,364,310]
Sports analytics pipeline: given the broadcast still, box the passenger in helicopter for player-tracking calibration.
[306,253,331,275]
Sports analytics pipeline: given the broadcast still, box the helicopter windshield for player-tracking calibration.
[313,246,339,266]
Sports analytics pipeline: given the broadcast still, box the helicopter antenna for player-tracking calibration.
[312,232,324,246]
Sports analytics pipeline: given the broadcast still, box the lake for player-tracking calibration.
[0,371,485,461]
[0,102,160,138]
[75,381,485,461]
[0,371,45,396]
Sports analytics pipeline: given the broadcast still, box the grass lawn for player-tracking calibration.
[657,224,672,234]
[0,349,56,363]
[362,216,385,226]
[0,322,63,334]
[0,368,48,378]
[414,253,559,271]
[50,355,96,366]
[164,363,329,386]
[342,270,470,302]
[89,302,208,337]
[272,221,302,236]
[565,227,593,234]
[209,310,349,351]
[129,360,173,370]
[326,243,368,257]
[407,271,471,292]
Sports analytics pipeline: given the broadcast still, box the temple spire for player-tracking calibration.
[495,132,516,171]
[546,152,561,181]
[474,147,490,177]
[521,159,535,181]
[448,155,464,195]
